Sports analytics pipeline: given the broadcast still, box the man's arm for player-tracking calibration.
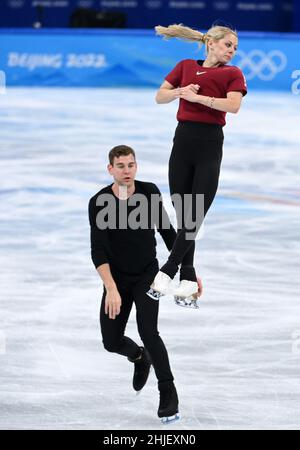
[96,263,121,320]
[88,197,111,268]
[96,262,116,290]
[89,196,121,320]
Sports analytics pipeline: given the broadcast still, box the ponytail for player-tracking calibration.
[155,23,237,52]
[155,24,206,47]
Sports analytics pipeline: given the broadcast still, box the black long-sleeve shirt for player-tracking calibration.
[88,180,176,275]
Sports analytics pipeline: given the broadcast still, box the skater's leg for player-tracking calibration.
[180,242,196,281]
[162,127,223,279]
[166,153,223,293]
[135,266,179,421]
[148,124,223,299]
[147,133,195,297]
[134,274,174,383]
[158,131,195,280]
[100,288,141,360]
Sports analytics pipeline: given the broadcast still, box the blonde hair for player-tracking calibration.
[155,23,237,52]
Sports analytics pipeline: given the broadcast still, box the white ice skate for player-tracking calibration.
[146,271,172,300]
[158,380,180,424]
[173,280,200,309]
[161,413,181,425]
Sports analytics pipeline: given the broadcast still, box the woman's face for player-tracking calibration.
[208,33,238,64]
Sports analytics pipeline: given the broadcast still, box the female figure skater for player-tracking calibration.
[147,24,247,307]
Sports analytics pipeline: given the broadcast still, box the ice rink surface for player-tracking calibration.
[0,88,300,430]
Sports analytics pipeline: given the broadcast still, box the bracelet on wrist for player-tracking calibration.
[207,96,215,108]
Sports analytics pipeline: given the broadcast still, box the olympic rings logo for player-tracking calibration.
[235,50,287,81]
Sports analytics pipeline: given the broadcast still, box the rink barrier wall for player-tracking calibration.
[0,29,300,91]
[0,0,295,31]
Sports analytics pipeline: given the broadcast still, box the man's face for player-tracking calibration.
[108,154,137,187]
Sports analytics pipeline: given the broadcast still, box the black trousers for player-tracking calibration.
[100,260,174,383]
[162,121,224,280]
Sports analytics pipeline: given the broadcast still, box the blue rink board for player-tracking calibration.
[0,0,294,31]
[0,29,300,91]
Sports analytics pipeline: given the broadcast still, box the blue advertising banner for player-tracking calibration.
[0,29,299,91]
[0,0,294,32]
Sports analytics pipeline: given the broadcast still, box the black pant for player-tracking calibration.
[100,260,174,383]
[162,121,224,280]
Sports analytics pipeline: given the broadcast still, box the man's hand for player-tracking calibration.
[105,287,122,320]
[196,277,203,298]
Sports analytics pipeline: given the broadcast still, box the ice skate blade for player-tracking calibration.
[174,295,200,309]
[146,288,164,301]
[160,413,180,424]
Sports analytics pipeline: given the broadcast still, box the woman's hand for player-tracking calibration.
[179,84,200,102]
[196,277,203,298]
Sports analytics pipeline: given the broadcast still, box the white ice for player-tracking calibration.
[0,88,300,430]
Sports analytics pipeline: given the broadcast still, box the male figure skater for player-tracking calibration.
[88,144,182,423]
